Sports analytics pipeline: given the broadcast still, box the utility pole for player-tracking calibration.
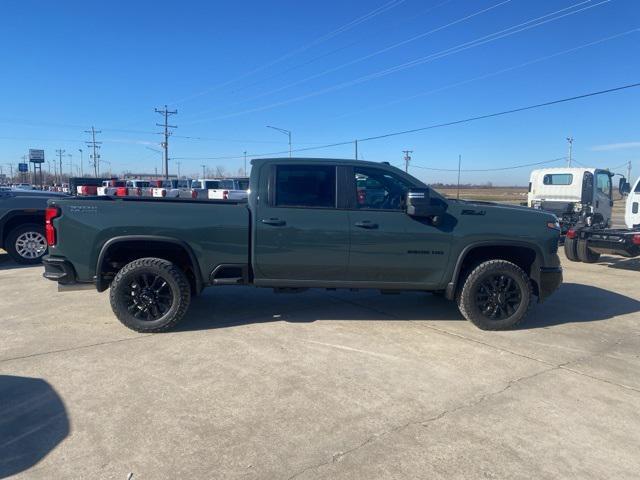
[6,163,13,183]
[55,149,65,184]
[85,126,102,177]
[78,149,84,177]
[354,140,358,160]
[201,165,206,178]
[402,150,413,173]
[177,161,181,179]
[566,137,574,167]
[627,160,632,182]
[243,151,247,176]
[456,154,462,200]
[155,105,178,180]
[67,154,73,179]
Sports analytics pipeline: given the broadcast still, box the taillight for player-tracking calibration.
[135,187,142,196]
[632,234,640,246]
[191,189,198,199]
[116,187,127,196]
[223,190,229,200]
[566,229,577,239]
[45,206,60,246]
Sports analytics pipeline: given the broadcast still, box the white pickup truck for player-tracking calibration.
[207,177,249,200]
[151,179,193,198]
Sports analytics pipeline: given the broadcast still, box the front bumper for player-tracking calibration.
[538,266,563,301]
[42,256,77,285]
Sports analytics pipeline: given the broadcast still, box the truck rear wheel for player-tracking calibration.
[457,260,532,330]
[109,257,191,332]
[6,224,48,264]
[577,239,601,263]
[563,236,579,262]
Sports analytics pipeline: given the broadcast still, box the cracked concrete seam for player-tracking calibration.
[285,366,556,480]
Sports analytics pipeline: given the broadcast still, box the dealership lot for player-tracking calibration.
[1,247,639,479]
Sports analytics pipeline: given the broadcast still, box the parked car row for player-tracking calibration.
[88,178,250,200]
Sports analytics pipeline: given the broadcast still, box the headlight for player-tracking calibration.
[532,200,542,209]
[572,202,583,213]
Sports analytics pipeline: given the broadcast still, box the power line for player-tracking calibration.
[183,0,513,121]
[168,0,407,106]
[173,81,640,162]
[357,82,640,143]
[185,0,611,124]
[335,28,639,119]
[155,105,178,180]
[412,156,567,172]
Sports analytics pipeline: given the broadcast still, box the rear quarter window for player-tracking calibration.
[543,174,573,185]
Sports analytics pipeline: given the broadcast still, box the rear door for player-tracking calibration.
[253,163,349,280]
[594,170,613,225]
[346,166,451,286]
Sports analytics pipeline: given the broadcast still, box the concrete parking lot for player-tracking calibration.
[1,247,639,479]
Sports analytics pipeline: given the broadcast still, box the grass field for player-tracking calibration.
[435,186,527,204]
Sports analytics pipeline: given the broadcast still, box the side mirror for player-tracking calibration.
[619,177,631,195]
[406,188,446,220]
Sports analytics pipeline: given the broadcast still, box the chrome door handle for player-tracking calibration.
[354,220,378,229]
[261,218,286,226]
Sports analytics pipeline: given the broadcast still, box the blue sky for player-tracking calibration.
[0,0,638,184]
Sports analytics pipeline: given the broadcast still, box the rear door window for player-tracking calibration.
[543,174,573,185]
[275,165,336,208]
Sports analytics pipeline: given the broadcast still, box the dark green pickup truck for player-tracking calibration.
[43,158,562,332]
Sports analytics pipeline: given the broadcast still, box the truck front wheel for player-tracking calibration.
[577,239,601,263]
[109,257,191,332]
[457,260,532,330]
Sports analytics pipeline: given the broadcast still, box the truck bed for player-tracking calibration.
[47,195,250,284]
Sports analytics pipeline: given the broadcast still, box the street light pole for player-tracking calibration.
[266,126,292,158]
[78,149,84,177]
[243,151,247,176]
[566,137,574,167]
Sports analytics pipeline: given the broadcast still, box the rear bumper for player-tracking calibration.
[538,266,563,301]
[42,256,77,285]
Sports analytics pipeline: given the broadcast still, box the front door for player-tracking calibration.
[594,170,613,226]
[253,164,350,280]
[347,166,451,287]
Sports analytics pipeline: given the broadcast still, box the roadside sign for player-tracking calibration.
[18,163,29,172]
[29,149,45,163]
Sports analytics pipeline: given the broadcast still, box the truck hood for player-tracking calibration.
[455,199,558,221]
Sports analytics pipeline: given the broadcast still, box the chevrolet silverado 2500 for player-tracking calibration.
[42,158,562,332]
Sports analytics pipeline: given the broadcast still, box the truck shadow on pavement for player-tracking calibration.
[177,282,640,332]
[0,253,34,271]
[596,255,640,272]
[0,375,69,479]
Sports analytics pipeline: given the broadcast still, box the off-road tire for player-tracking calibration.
[5,224,48,264]
[576,239,600,263]
[110,257,191,333]
[457,260,532,331]
[563,236,579,262]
